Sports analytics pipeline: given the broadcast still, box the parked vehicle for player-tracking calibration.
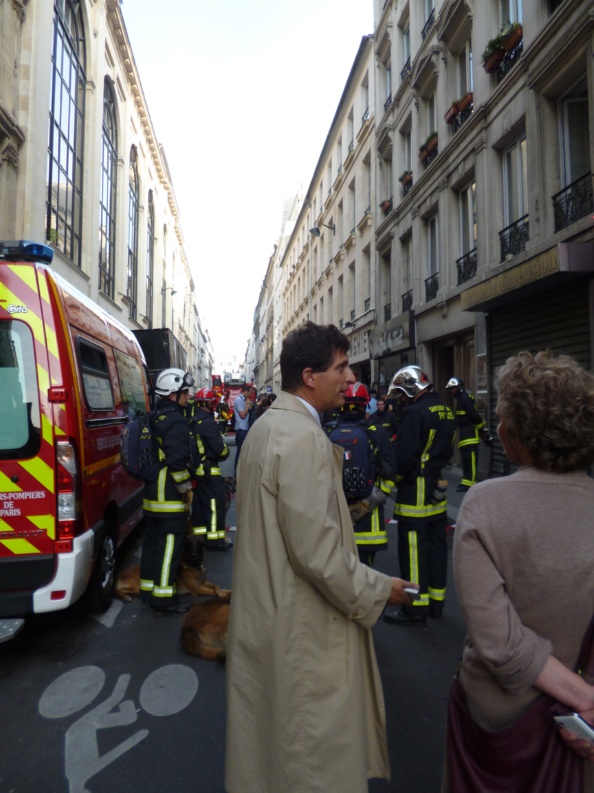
[0,241,151,641]
[133,327,187,388]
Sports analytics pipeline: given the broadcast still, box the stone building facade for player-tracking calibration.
[249,0,593,477]
[0,0,207,381]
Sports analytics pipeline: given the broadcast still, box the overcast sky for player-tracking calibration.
[121,0,374,363]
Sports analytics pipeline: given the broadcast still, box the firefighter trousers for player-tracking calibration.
[140,515,187,606]
[460,443,479,487]
[191,475,227,543]
[397,514,448,614]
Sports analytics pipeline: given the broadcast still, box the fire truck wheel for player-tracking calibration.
[85,528,116,613]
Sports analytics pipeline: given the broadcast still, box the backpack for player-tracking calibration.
[120,411,161,481]
[328,421,376,500]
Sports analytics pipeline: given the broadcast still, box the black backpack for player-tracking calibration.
[120,411,160,481]
[328,421,376,500]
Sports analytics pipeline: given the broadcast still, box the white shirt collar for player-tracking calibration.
[295,396,320,425]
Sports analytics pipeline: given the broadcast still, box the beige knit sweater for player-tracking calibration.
[454,467,594,732]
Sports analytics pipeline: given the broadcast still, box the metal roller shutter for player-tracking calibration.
[487,280,591,476]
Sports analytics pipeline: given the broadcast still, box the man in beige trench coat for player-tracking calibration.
[225,322,417,793]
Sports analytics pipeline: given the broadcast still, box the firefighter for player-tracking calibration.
[217,401,231,436]
[445,376,487,492]
[187,388,232,552]
[325,382,396,568]
[141,368,194,614]
[383,366,456,626]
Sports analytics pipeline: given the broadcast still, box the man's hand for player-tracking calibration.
[181,490,193,510]
[348,501,371,524]
[387,578,419,606]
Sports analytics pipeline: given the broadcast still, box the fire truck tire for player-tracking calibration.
[85,527,117,613]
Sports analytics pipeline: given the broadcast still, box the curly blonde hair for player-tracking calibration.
[495,350,594,473]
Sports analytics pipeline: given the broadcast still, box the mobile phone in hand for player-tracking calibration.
[554,713,594,744]
[404,587,420,600]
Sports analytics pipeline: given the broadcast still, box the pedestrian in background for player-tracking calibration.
[383,365,456,626]
[140,368,194,615]
[444,350,594,793]
[368,394,399,440]
[446,376,487,492]
[226,321,417,793]
[232,383,252,475]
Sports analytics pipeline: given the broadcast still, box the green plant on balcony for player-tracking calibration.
[482,33,505,72]
[500,20,523,52]
[425,131,438,152]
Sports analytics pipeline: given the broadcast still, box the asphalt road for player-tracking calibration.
[0,441,469,793]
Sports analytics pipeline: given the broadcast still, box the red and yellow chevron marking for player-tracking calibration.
[0,264,59,556]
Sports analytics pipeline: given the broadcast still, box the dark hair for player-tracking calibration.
[281,322,349,392]
[496,349,594,473]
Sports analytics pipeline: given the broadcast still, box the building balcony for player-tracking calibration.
[401,290,413,312]
[496,39,523,83]
[553,172,593,232]
[425,273,439,302]
[400,57,411,83]
[499,214,529,262]
[421,9,435,40]
[456,248,477,285]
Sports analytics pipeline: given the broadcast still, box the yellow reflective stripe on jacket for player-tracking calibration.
[196,466,222,476]
[171,468,191,484]
[354,507,388,545]
[429,586,446,603]
[420,429,436,470]
[379,477,395,494]
[143,499,187,513]
[394,500,447,518]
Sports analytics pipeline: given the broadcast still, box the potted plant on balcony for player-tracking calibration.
[444,101,459,124]
[457,91,473,112]
[501,21,523,52]
[482,34,505,73]
[399,170,412,187]
[425,131,438,153]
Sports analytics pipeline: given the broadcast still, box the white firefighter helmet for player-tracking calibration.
[154,368,195,396]
[388,365,433,399]
[446,376,464,390]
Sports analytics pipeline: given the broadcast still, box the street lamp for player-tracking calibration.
[309,223,336,237]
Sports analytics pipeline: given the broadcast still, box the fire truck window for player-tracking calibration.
[0,321,41,459]
[113,349,147,415]
[78,340,115,411]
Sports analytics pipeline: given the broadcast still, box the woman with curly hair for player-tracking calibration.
[443,350,594,793]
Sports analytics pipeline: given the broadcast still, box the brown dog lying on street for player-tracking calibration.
[115,561,231,602]
[180,598,230,661]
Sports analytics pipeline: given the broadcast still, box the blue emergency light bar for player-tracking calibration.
[0,240,54,264]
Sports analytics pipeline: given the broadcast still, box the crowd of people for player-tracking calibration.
[137,322,594,793]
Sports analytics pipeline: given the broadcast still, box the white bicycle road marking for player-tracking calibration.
[38,664,198,793]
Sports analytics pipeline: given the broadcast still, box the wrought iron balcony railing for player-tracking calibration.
[425,273,439,302]
[454,102,473,132]
[401,290,413,312]
[496,40,523,82]
[400,57,411,82]
[553,172,593,232]
[456,248,477,285]
[421,9,435,40]
[499,214,529,262]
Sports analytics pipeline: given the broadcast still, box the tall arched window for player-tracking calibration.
[99,79,117,299]
[127,146,139,320]
[161,225,168,328]
[47,0,86,266]
[146,191,155,329]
